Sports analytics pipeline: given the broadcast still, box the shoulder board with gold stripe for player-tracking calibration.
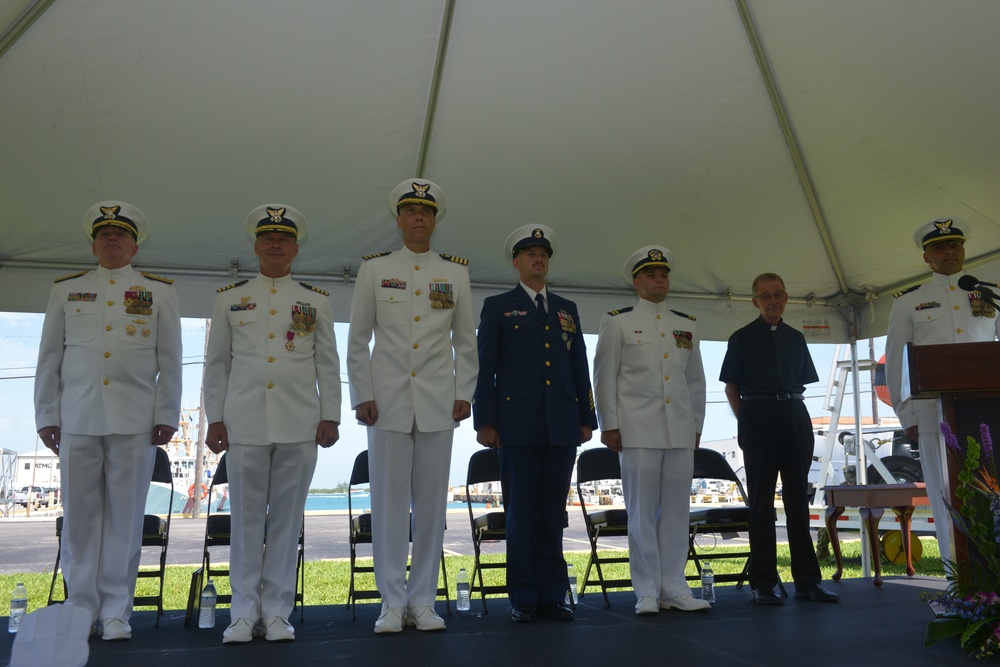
[141,271,174,285]
[439,253,469,266]
[671,309,696,321]
[54,271,87,283]
[362,251,391,261]
[217,280,248,293]
[300,282,329,296]
[893,285,919,298]
[607,306,633,316]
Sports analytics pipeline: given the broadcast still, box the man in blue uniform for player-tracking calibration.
[720,272,839,605]
[473,224,597,622]
[886,218,1000,562]
[34,201,182,641]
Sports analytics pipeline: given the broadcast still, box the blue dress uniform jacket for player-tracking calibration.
[203,273,342,444]
[473,286,597,444]
[347,247,478,432]
[34,265,183,434]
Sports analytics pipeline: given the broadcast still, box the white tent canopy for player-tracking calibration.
[2,0,999,341]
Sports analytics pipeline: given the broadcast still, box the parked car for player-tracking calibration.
[13,485,59,507]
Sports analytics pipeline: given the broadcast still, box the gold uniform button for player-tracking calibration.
[663,353,669,359]
[505,397,511,401]
[268,357,275,363]
[415,290,422,296]
[389,296,395,301]
[270,309,277,315]
[269,333,275,339]
[545,325,550,331]
[411,371,417,377]
[109,279,115,285]
[107,300,114,306]
[414,265,420,270]
[414,316,421,322]
[106,325,113,331]
[514,325,519,330]
[413,343,419,349]
[664,375,669,381]
[954,305,960,310]
[267,382,274,389]
[949,285,955,291]
[665,398,670,404]
[271,288,277,294]
[103,379,109,385]
[104,352,111,358]
[545,380,551,386]
[660,332,666,337]
[545,361,551,367]
[656,314,661,320]
[544,342,549,348]
[956,328,963,334]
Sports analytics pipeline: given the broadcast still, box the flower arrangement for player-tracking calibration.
[923,423,1000,660]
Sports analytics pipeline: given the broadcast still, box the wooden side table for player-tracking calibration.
[822,483,929,588]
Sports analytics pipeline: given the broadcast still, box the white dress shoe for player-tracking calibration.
[404,606,446,631]
[634,596,659,615]
[374,606,405,634]
[660,594,711,612]
[222,618,258,644]
[261,616,295,642]
[100,618,131,641]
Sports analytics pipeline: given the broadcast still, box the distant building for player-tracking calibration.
[14,450,60,489]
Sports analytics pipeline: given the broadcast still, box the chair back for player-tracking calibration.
[576,447,620,485]
[151,447,172,485]
[467,448,500,486]
[693,449,748,499]
[211,453,229,487]
[349,449,369,486]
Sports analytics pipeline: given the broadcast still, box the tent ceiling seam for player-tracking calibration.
[0,0,56,61]
[736,0,849,296]
[415,0,457,178]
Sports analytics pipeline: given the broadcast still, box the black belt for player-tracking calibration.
[742,393,803,401]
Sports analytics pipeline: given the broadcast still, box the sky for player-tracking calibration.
[0,312,891,488]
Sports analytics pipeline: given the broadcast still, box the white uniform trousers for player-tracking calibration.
[226,441,317,621]
[620,448,693,601]
[59,432,156,624]
[913,399,953,560]
[368,428,452,608]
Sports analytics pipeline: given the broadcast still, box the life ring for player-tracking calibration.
[188,483,209,500]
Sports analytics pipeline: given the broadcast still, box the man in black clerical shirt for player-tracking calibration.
[719,272,840,605]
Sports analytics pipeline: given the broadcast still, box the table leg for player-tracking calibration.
[858,506,885,587]
[892,505,916,576]
[824,505,846,582]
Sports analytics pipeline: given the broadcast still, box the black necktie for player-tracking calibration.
[535,293,546,316]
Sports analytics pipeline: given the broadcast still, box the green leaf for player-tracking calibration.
[925,618,967,646]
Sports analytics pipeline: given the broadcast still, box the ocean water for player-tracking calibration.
[305,492,485,512]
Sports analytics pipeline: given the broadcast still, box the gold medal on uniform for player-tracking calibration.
[285,331,296,351]
[430,282,454,308]
[673,330,693,350]
[969,291,997,318]
[124,289,153,316]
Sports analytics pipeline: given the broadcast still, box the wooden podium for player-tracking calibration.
[901,341,1000,565]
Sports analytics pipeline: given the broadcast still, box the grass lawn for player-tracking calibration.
[1,539,944,615]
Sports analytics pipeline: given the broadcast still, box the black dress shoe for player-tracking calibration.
[511,604,536,622]
[751,587,784,605]
[537,602,575,620]
[794,583,840,602]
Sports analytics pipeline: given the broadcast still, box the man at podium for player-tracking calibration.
[885,217,1000,561]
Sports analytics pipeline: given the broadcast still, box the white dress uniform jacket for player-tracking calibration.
[886,271,1000,430]
[347,247,478,432]
[34,265,183,434]
[203,273,342,444]
[593,299,706,448]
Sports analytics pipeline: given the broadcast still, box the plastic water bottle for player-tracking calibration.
[198,579,217,629]
[700,563,716,603]
[8,582,27,633]
[456,568,471,613]
[566,563,578,604]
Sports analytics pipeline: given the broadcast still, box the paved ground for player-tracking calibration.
[1,508,663,575]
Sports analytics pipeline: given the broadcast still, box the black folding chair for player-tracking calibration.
[185,453,307,626]
[345,449,451,619]
[575,447,631,607]
[465,449,506,614]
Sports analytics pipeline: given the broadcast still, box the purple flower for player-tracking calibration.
[981,423,994,460]
[942,422,962,455]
